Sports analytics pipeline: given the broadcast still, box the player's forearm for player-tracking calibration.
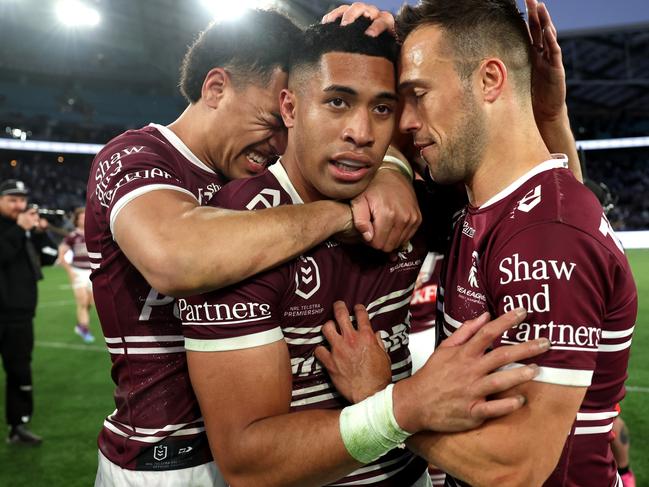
[159,201,351,296]
[125,199,351,297]
[537,105,582,182]
[407,428,546,487]
[212,410,361,487]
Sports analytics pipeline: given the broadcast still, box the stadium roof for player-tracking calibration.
[0,0,647,139]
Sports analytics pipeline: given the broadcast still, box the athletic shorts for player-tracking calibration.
[71,267,92,291]
[94,450,227,487]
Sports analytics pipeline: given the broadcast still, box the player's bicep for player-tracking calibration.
[187,341,293,451]
[113,189,197,269]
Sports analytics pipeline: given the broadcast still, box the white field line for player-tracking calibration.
[35,340,106,353]
[626,385,649,393]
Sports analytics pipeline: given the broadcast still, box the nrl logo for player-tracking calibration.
[295,256,321,299]
[468,251,480,288]
[153,445,168,462]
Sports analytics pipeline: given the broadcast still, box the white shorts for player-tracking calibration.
[94,450,227,487]
[71,267,92,291]
[408,327,437,374]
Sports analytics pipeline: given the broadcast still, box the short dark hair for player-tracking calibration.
[289,17,399,79]
[396,0,532,92]
[180,9,301,103]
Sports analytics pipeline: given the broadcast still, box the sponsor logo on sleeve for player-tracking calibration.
[497,252,599,350]
[197,183,221,205]
[295,256,321,299]
[178,299,271,324]
[94,146,178,208]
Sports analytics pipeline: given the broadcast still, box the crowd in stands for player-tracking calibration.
[586,149,649,230]
[1,146,648,231]
[0,152,91,215]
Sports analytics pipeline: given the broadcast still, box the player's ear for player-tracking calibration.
[201,67,229,108]
[478,58,506,103]
[280,89,297,128]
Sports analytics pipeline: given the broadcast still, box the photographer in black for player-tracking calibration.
[0,179,57,445]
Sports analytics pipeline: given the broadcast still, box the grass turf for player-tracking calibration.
[0,251,648,486]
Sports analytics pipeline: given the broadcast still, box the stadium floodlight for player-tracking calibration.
[200,0,277,23]
[55,0,101,27]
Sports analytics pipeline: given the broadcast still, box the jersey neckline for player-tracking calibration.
[268,159,304,205]
[148,123,217,175]
[476,154,568,211]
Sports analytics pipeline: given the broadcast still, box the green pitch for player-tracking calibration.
[0,251,648,486]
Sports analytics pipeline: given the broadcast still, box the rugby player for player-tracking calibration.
[86,8,423,486]
[391,0,637,485]
[179,18,551,487]
[58,207,95,343]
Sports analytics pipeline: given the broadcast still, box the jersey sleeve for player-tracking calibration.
[180,266,289,352]
[486,222,616,388]
[90,135,196,234]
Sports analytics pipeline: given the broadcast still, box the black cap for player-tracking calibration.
[0,179,30,196]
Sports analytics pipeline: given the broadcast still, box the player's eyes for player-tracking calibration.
[373,104,394,116]
[327,98,349,109]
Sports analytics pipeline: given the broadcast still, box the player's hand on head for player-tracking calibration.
[322,3,395,37]
[352,166,421,252]
[525,0,566,123]
[315,301,392,404]
[394,308,550,433]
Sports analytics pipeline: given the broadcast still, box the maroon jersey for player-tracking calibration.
[85,124,225,471]
[438,156,637,487]
[181,162,429,486]
[64,230,91,269]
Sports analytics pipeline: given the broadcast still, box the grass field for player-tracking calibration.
[1,250,648,486]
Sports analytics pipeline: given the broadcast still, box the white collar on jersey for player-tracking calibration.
[479,153,569,210]
[148,123,216,175]
[268,158,304,204]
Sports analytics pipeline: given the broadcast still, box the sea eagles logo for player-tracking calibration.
[153,445,168,461]
[295,256,321,299]
[516,185,542,213]
[397,241,414,260]
[246,188,281,209]
[468,251,480,288]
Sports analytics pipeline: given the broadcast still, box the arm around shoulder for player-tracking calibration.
[113,189,352,297]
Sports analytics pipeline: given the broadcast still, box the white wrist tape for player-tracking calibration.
[339,384,412,464]
[381,155,414,181]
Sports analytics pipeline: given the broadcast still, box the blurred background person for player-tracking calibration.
[0,179,57,445]
[57,207,95,343]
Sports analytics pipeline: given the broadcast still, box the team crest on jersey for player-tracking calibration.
[295,256,321,299]
[246,188,281,209]
[153,445,168,461]
[514,185,542,214]
[468,251,480,288]
[397,241,414,260]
